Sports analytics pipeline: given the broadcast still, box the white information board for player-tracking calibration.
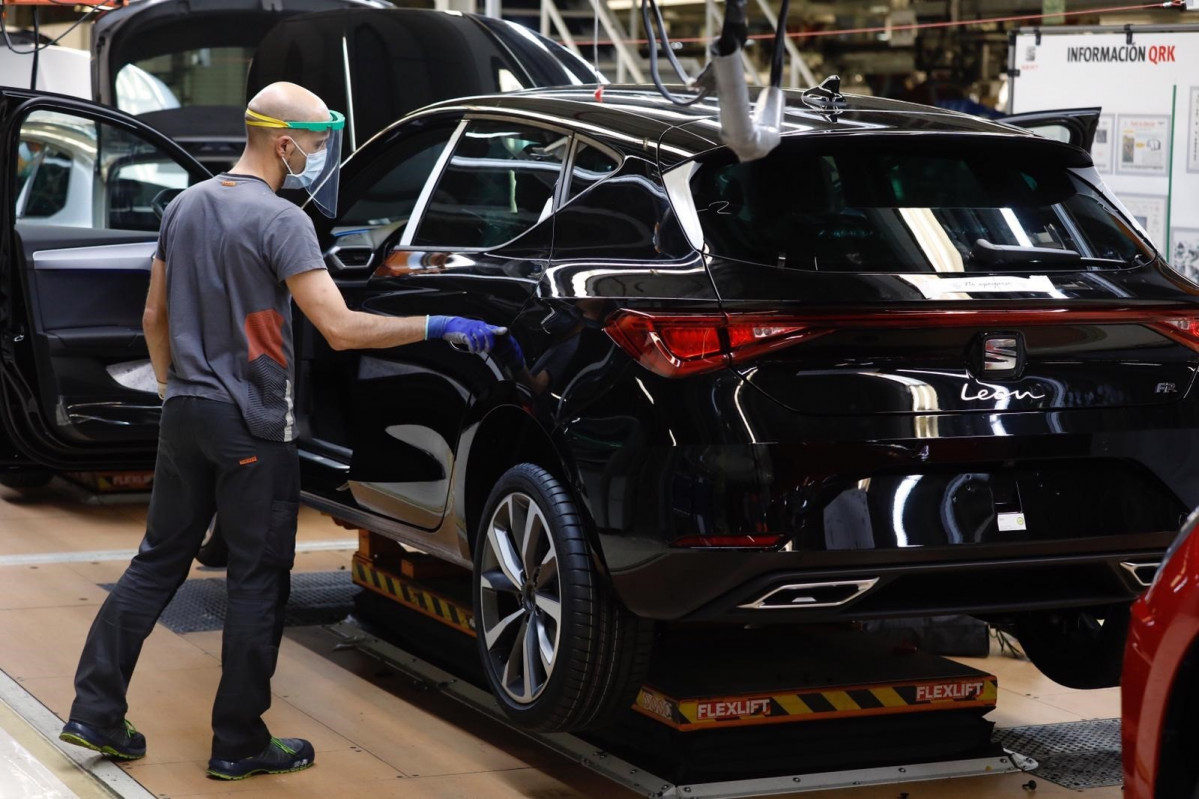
[1010,26,1199,279]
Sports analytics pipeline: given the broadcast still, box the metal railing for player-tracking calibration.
[751,0,817,88]
[537,0,816,89]
[540,0,646,83]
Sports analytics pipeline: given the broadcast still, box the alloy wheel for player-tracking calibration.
[477,492,562,704]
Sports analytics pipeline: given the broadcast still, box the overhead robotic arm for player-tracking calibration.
[696,0,784,163]
[641,0,788,162]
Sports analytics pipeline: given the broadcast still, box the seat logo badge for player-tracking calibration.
[972,332,1025,380]
[983,337,1019,371]
[1156,382,1178,394]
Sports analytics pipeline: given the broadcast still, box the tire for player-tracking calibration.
[472,463,653,732]
[195,516,229,568]
[1012,603,1130,689]
[0,470,52,490]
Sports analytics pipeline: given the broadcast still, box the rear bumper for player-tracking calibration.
[609,544,1168,622]
[569,369,1199,622]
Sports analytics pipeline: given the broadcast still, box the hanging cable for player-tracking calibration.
[641,0,707,105]
[30,5,38,90]
[768,0,791,89]
[0,0,117,58]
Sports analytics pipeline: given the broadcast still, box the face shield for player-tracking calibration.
[245,108,345,218]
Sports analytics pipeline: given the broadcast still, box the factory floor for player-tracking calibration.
[0,480,1121,799]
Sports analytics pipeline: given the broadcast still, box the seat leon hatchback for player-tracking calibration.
[2,83,1194,732]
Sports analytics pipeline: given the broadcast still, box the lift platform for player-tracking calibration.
[344,531,1031,797]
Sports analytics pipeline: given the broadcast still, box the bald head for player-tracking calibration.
[237,82,334,189]
[249,82,327,125]
[245,82,328,150]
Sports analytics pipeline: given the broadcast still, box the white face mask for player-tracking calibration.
[282,139,326,189]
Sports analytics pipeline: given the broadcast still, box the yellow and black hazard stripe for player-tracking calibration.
[634,675,998,731]
[352,555,475,637]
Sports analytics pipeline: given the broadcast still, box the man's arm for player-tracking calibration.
[286,268,432,351]
[143,257,171,396]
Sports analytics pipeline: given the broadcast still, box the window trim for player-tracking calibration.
[560,134,623,208]
[6,95,208,185]
[401,113,574,254]
[10,98,208,232]
[398,117,469,249]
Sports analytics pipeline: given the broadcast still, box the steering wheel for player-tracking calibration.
[150,188,184,220]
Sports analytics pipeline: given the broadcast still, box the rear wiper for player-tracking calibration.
[972,238,1082,265]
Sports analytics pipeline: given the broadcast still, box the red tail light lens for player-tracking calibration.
[1150,317,1199,351]
[605,311,824,377]
[606,307,1199,377]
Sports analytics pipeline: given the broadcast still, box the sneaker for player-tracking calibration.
[206,737,315,780]
[59,719,146,760]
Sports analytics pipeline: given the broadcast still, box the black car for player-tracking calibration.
[92,2,601,169]
[3,84,1194,731]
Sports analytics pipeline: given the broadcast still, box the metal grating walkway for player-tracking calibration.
[101,571,360,633]
[994,718,1122,790]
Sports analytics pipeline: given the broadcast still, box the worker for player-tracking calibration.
[57,82,504,781]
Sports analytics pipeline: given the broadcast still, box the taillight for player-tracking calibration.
[1150,317,1199,352]
[605,311,825,377]
[605,306,1199,377]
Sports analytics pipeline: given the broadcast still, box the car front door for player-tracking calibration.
[0,90,209,470]
[298,113,565,560]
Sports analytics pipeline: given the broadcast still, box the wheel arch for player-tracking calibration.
[1153,632,1199,796]
[454,404,606,572]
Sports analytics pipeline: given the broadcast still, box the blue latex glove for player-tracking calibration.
[426,315,507,354]
[493,332,525,370]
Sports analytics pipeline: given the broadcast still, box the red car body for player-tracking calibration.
[1123,511,1199,799]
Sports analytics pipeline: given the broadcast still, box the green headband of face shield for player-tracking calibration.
[244,108,346,131]
[244,107,345,218]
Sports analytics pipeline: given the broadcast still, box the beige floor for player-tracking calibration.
[0,480,1122,798]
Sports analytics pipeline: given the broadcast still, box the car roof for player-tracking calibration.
[416,85,1036,161]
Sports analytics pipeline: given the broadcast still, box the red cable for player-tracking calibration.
[582,2,1175,48]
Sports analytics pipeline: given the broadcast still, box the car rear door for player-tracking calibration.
[1,90,209,469]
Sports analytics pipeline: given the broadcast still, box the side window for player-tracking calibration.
[337,125,457,230]
[412,119,568,250]
[567,140,619,201]
[16,109,194,232]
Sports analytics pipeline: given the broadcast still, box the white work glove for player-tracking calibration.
[157,380,167,400]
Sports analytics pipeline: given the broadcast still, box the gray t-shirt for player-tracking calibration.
[155,173,325,442]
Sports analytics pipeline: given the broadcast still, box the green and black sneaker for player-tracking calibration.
[207,737,315,780]
[59,719,146,760]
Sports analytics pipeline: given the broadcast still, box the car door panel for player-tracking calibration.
[1,90,208,466]
[346,262,540,541]
[344,109,564,536]
[17,230,160,443]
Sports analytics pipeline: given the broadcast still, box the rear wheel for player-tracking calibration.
[1013,604,1130,689]
[472,463,653,732]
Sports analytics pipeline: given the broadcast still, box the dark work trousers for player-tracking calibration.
[69,396,300,760]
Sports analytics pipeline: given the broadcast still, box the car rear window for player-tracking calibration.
[688,137,1154,273]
